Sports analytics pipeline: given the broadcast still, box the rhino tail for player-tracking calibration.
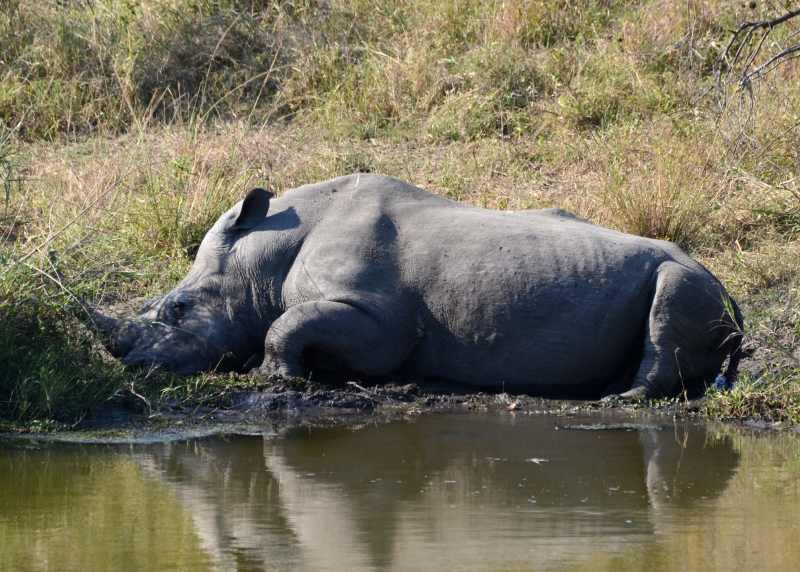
[719,296,744,389]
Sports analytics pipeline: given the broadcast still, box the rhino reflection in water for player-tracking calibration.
[138,416,740,571]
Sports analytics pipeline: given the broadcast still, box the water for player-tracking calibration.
[2,412,800,572]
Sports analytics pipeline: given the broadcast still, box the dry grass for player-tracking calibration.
[2,0,800,424]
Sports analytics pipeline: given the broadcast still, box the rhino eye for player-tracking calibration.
[171,300,188,318]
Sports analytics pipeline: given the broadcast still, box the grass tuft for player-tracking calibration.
[704,374,800,424]
[596,132,715,248]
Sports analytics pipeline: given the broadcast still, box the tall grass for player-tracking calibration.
[1,0,800,424]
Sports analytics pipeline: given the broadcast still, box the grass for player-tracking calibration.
[704,373,800,424]
[1,0,800,427]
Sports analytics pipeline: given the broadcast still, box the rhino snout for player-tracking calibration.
[93,304,247,375]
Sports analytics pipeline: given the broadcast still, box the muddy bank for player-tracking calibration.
[4,375,791,444]
[13,296,775,441]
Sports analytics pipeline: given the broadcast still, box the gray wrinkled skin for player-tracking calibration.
[96,174,744,399]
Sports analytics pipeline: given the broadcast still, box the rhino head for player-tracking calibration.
[94,188,274,375]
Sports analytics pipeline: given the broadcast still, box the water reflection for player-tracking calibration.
[135,414,739,571]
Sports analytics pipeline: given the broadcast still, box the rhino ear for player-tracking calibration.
[232,187,272,231]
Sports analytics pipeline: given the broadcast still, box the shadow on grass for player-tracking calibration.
[0,304,125,424]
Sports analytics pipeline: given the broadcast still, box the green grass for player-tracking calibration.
[2,0,800,427]
[704,373,800,424]
[0,302,122,422]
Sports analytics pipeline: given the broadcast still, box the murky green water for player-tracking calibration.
[2,413,800,572]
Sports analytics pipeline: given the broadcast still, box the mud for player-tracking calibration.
[0,373,728,445]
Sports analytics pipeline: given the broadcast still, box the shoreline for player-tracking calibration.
[2,382,796,444]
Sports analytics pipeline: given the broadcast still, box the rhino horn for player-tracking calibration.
[90,308,118,336]
[90,308,140,358]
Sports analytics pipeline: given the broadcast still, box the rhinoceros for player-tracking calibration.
[95,174,743,399]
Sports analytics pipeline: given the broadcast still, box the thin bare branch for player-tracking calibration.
[716,7,800,88]
[743,44,800,84]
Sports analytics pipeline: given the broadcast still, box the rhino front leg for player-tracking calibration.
[259,300,410,379]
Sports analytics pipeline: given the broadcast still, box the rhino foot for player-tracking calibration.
[602,385,649,404]
[256,356,305,380]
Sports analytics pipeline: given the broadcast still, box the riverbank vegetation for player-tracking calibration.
[1,0,800,427]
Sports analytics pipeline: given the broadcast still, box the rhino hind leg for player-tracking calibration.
[259,300,412,380]
[625,262,732,400]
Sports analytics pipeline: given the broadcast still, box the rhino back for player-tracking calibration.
[277,175,708,391]
[280,174,448,308]
[387,205,677,387]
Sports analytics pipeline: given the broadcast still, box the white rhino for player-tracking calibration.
[96,174,743,399]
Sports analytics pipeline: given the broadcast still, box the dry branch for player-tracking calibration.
[717,7,800,90]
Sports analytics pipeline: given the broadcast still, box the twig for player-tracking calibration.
[346,381,374,394]
[346,381,380,402]
[5,176,123,271]
[21,260,93,319]
[128,382,152,416]
[716,7,800,90]
[743,45,800,84]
